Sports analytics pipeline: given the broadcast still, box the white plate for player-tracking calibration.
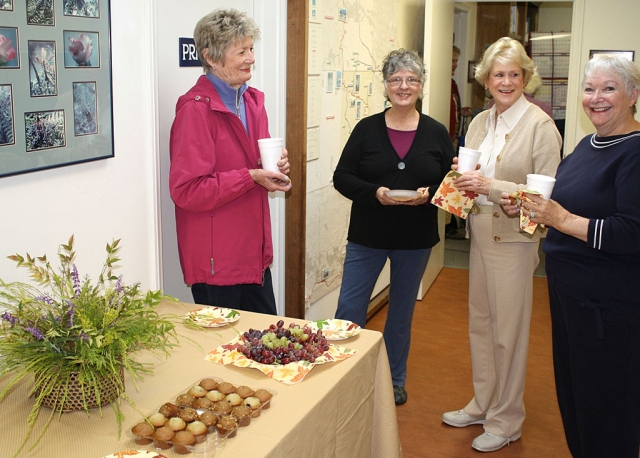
[309,319,362,340]
[185,306,240,328]
[384,189,421,202]
[102,451,167,458]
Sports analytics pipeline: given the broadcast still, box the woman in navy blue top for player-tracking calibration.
[501,54,640,458]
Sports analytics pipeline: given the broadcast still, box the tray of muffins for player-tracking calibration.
[127,377,275,455]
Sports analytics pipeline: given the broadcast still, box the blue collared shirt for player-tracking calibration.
[206,72,249,133]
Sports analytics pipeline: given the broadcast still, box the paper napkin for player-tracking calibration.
[431,170,479,219]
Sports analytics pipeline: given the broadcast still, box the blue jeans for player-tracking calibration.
[335,241,431,386]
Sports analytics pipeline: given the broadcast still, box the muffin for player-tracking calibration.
[205,390,225,402]
[159,402,179,418]
[231,405,252,427]
[235,385,254,399]
[225,393,243,406]
[178,407,199,423]
[131,421,155,445]
[166,416,187,432]
[199,378,219,391]
[147,412,168,428]
[176,393,195,407]
[188,385,208,398]
[244,396,262,417]
[217,381,235,395]
[172,430,196,454]
[212,400,233,415]
[186,420,208,443]
[152,426,174,450]
[254,389,273,408]
[193,397,213,410]
[199,410,218,427]
[216,414,238,438]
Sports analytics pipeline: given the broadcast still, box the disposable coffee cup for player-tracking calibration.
[526,173,556,199]
[257,138,283,173]
[457,147,482,173]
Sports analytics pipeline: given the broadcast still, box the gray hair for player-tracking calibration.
[194,8,260,73]
[474,37,535,87]
[381,49,426,100]
[583,54,640,114]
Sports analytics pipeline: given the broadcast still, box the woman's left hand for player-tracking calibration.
[277,148,291,176]
[453,171,491,196]
[402,187,430,206]
[521,193,564,227]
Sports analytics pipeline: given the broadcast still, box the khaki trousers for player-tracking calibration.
[463,212,539,437]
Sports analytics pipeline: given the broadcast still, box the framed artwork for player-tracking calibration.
[0,0,113,178]
[0,84,15,146]
[0,26,19,68]
[589,50,635,61]
[0,1,14,12]
[468,60,478,82]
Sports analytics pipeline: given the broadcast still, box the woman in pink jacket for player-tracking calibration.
[169,8,291,314]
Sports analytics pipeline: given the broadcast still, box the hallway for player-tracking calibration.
[366,267,570,458]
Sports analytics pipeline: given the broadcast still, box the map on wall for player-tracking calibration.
[305,0,399,306]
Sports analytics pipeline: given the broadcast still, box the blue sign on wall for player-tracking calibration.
[179,38,201,67]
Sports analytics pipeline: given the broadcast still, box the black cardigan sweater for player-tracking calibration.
[333,109,455,250]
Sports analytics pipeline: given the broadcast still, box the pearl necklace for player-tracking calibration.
[590,132,640,149]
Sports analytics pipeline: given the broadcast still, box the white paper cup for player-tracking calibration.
[457,147,482,173]
[526,173,556,199]
[257,138,283,173]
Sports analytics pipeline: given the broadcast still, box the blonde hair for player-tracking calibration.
[194,8,260,73]
[474,37,535,87]
[524,72,543,95]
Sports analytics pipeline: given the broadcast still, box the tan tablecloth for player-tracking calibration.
[1,301,402,458]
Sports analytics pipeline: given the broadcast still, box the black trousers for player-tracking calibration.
[191,268,277,315]
[548,276,640,458]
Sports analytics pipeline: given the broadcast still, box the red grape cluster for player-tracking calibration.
[237,320,330,365]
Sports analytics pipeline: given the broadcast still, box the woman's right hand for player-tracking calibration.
[376,187,403,205]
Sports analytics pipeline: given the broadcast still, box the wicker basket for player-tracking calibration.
[37,369,124,412]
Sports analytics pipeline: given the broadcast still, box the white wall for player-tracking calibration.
[538,2,573,31]
[0,0,161,292]
[154,1,288,311]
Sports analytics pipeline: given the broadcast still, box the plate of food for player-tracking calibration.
[384,189,421,202]
[102,451,167,458]
[205,320,357,384]
[308,319,362,340]
[185,306,240,328]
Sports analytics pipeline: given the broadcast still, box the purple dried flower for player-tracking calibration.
[115,275,124,293]
[35,295,55,305]
[72,264,81,298]
[2,311,18,327]
[80,332,89,341]
[25,326,44,340]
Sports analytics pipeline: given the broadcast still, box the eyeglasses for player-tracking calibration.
[387,77,421,87]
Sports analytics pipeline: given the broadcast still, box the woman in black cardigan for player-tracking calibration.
[333,49,455,405]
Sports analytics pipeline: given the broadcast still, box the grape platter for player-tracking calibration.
[237,320,330,365]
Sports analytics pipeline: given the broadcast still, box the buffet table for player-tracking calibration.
[1,301,402,458]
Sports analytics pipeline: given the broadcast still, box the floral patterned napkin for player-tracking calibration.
[205,336,358,385]
[431,171,479,219]
[509,190,546,234]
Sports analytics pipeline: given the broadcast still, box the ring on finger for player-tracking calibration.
[530,211,536,219]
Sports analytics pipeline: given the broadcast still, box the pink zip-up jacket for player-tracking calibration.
[169,75,273,286]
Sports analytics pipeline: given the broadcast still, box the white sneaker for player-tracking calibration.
[442,409,485,427]
[471,432,521,452]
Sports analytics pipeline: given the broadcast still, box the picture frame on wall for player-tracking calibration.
[589,50,635,61]
[0,84,15,146]
[0,0,113,179]
[0,0,14,12]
